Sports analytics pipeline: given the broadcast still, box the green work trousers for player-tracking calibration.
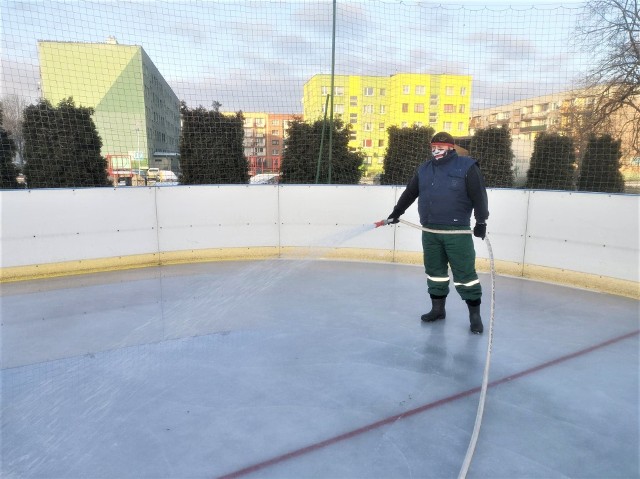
[422,228,482,301]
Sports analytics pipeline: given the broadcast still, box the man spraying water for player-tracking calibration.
[382,132,489,334]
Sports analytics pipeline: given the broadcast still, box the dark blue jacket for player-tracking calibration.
[392,150,489,227]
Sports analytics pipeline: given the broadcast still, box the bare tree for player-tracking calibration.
[578,0,639,159]
[0,94,29,168]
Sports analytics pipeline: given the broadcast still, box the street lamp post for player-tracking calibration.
[136,127,141,185]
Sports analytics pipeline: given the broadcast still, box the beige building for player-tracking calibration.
[238,112,298,177]
[470,89,638,157]
[470,89,638,184]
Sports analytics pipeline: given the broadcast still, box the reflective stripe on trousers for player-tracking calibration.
[422,230,482,301]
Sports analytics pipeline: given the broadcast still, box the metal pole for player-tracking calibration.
[316,94,331,184]
[136,127,141,184]
[327,0,336,184]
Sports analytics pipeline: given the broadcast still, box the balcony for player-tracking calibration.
[519,125,547,132]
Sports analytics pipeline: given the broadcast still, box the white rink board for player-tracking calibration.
[1,186,638,284]
[525,191,639,282]
[0,188,158,267]
[393,200,423,253]
[155,185,280,251]
[477,189,529,264]
[278,185,397,250]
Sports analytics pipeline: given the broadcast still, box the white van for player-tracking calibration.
[159,170,178,182]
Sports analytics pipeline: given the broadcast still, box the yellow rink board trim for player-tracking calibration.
[1,247,637,300]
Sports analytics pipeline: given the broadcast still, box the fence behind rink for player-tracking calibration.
[1,186,637,299]
[1,1,639,191]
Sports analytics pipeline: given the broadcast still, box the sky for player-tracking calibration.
[1,0,594,112]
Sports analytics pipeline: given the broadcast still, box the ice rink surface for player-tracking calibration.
[2,259,639,478]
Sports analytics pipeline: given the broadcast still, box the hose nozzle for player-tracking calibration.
[374,219,392,228]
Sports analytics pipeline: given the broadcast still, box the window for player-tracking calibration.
[415,85,426,95]
[350,131,357,140]
[272,139,279,145]
[363,104,373,114]
[444,104,455,113]
[402,103,409,113]
[334,104,344,113]
[444,122,452,130]
[256,118,265,127]
[272,149,279,155]
[364,122,372,131]
[429,113,438,123]
[321,86,329,96]
[379,122,385,130]
[363,87,374,96]
[362,139,373,148]
[350,96,358,106]
[446,86,455,95]
[379,88,386,96]
[379,105,386,114]
[334,86,344,96]
[459,105,465,113]
[402,85,410,94]
[364,156,372,165]
[430,94,439,106]
[350,113,358,124]
[271,120,280,126]
[460,87,467,96]
[378,139,385,147]
[415,122,423,127]
[414,103,424,113]
[458,122,464,131]
[271,130,279,136]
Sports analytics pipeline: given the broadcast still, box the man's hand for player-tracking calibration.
[387,213,400,224]
[473,223,486,239]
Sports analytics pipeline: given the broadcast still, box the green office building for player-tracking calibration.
[38,38,180,174]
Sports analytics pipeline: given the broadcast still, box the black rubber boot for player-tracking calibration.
[467,302,483,334]
[421,297,446,322]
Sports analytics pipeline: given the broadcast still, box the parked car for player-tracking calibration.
[250,173,280,185]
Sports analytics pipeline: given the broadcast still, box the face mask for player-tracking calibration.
[431,143,451,160]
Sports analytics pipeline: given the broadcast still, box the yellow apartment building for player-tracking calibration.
[303,73,472,177]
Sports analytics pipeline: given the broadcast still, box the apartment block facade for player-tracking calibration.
[470,89,638,182]
[303,73,472,176]
[38,39,180,173]
[241,112,298,176]
[469,92,580,141]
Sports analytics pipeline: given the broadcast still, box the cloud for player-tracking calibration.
[1,59,40,103]
[1,0,590,113]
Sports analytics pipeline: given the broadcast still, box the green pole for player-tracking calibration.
[316,94,331,184]
[327,0,336,184]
